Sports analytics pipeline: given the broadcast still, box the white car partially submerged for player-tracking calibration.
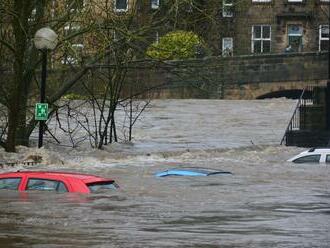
[288,148,330,163]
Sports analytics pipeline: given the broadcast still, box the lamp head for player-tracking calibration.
[34,27,58,50]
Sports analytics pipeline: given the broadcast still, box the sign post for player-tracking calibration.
[35,103,48,121]
[35,102,48,148]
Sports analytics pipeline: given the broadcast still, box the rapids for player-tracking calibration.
[0,99,329,247]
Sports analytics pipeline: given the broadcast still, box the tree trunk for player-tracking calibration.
[5,0,31,152]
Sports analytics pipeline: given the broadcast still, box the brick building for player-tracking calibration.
[124,0,329,55]
[1,1,328,69]
[227,0,330,55]
[50,0,329,64]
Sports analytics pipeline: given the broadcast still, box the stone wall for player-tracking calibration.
[137,51,329,99]
[43,52,328,100]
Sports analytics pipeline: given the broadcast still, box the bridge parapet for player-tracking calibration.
[54,52,328,100]
[141,52,328,99]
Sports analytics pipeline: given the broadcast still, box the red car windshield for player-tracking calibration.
[86,181,119,192]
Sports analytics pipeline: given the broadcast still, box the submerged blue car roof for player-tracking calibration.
[155,167,232,177]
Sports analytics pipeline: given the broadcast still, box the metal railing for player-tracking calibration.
[280,86,315,145]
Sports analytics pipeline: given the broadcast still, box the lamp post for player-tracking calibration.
[34,27,58,148]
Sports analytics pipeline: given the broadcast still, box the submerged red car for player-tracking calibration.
[0,171,119,194]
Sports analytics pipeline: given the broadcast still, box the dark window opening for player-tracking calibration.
[293,155,321,163]
[320,25,329,51]
[115,0,128,10]
[252,25,271,53]
[325,155,330,163]
[151,0,159,9]
[0,178,21,190]
[87,181,119,192]
[288,25,303,52]
[26,178,68,192]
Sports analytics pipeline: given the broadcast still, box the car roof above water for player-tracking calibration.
[0,171,112,183]
[287,147,330,163]
[155,167,232,177]
[307,147,330,153]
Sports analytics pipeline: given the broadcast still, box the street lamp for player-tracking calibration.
[34,27,58,148]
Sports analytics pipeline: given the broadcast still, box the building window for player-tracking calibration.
[151,0,159,9]
[113,30,118,41]
[67,0,84,12]
[288,25,303,52]
[62,24,84,65]
[61,44,84,65]
[155,31,160,44]
[319,25,329,51]
[320,0,330,2]
[222,37,233,56]
[114,0,128,12]
[185,0,193,12]
[28,8,36,22]
[64,24,81,37]
[252,0,272,2]
[252,25,271,53]
[222,0,233,17]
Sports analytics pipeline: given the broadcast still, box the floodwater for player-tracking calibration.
[0,99,329,247]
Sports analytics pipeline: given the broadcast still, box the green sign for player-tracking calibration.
[35,103,48,121]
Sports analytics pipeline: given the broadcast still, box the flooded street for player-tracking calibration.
[0,99,329,247]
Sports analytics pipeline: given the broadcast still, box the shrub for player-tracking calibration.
[146,30,208,60]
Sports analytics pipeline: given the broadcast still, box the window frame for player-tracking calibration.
[287,24,303,52]
[155,31,160,44]
[222,37,233,56]
[222,0,233,17]
[151,0,160,9]
[113,30,118,41]
[319,24,329,52]
[251,25,271,54]
[252,0,272,2]
[26,178,68,192]
[114,0,128,12]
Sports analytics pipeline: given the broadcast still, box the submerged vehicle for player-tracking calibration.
[287,148,330,163]
[0,171,119,193]
[155,167,232,177]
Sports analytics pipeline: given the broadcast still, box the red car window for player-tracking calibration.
[0,178,21,190]
[26,178,68,192]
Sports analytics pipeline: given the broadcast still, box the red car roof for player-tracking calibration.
[0,171,113,183]
[0,171,117,193]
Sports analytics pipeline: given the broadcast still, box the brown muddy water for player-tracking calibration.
[0,99,329,247]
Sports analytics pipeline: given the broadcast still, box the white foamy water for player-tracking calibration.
[0,99,329,248]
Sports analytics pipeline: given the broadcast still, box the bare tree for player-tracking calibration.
[0,0,216,152]
[0,0,97,151]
